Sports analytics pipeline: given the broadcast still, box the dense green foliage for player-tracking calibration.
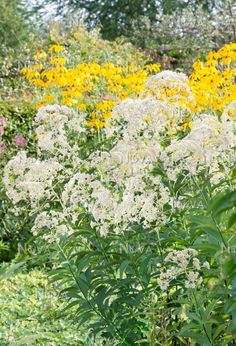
[0,268,94,345]
[0,100,36,260]
[39,0,218,40]
[0,100,35,149]
[0,0,31,54]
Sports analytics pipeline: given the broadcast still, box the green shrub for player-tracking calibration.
[0,100,36,157]
[0,268,100,345]
[0,100,36,261]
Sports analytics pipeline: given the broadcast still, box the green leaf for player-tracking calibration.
[119,259,130,279]
[189,215,222,245]
[76,311,94,327]
[223,258,236,278]
[210,191,236,215]
[228,212,236,229]
[77,275,90,298]
[179,330,211,345]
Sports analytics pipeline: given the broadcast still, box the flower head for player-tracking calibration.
[13,135,28,147]
[0,142,8,153]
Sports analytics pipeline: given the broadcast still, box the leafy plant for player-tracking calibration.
[0,268,106,345]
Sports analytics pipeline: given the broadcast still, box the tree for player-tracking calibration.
[36,0,221,41]
[161,0,217,13]
[0,0,30,53]
[38,0,157,40]
[131,0,236,69]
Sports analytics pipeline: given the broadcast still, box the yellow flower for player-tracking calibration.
[42,95,56,102]
[96,100,116,111]
[61,97,76,106]
[76,103,86,110]
[87,118,105,129]
[50,44,63,53]
[35,102,46,110]
[22,47,163,129]
[144,63,161,73]
[102,112,112,119]
[50,57,66,66]
[190,43,236,112]
[35,50,47,60]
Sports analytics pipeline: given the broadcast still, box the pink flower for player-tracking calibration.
[0,142,8,153]
[0,126,4,136]
[13,135,28,147]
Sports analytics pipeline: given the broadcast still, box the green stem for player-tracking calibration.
[192,290,213,346]
[56,242,123,341]
[191,174,227,248]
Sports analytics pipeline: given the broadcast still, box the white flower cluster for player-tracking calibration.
[3,72,236,241]
[143,70,195,105]
[35,104,85,161]
[157,249,210,290]
[105,97,189,140]
[32,210,73,243]
[58,171,170,236]
[165,114,236,181]
[3,151,63,208]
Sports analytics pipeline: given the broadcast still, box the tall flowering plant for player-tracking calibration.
[3,70,236,344]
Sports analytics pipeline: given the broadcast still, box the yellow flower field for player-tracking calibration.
[21,43,160,128]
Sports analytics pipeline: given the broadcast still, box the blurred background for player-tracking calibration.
[1,0,236,73]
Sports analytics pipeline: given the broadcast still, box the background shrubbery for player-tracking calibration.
[0,269,98,345]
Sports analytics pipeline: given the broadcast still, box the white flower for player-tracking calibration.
[144,70,195,105]
[35,105,85,159]
[203,261,210,270]
[185,271,203,289]
[3,151,63,208]
[158,249,207,291]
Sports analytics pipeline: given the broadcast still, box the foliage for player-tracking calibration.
[0,100,36,156]
[47,24,149,67]
[0,268,105,345]
[131,1,236,69]
[35,0,217,40]
[65,0,157,40]
[0,37,42,100]
[0,100,36,261]
[0,0,31,54]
